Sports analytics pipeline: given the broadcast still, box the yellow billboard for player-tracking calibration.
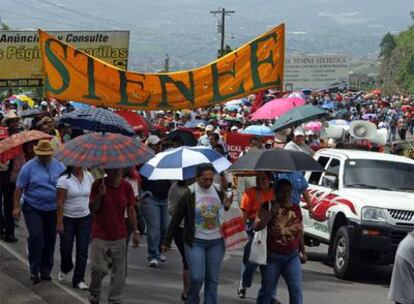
[39,24,284,110]
[0,31,129,87]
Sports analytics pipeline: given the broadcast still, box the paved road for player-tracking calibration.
[1,224,393,304]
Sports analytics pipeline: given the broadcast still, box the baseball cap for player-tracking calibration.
[197,122,206,130]
[145,135,161,146]
[205,125,214,132]
[293,128,305,137]
[231,126,238,131]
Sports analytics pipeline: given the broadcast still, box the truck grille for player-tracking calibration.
[387,209,414,222]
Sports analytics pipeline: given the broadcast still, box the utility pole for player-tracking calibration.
[210,8,235,58]
[163,53,169,72]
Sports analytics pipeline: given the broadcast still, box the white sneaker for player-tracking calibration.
[149,258,159,268]
[159,254,167,263]
[76,282,89,290]
[57,271,67,282]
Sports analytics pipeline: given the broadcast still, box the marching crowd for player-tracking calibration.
[0,89,413,304]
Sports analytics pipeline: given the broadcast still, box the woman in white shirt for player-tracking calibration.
[56,166,94,290]
[163,164,232,304]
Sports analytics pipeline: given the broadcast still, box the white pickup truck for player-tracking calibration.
[302,149,414,279]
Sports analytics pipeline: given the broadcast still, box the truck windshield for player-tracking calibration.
[344,159,414,191]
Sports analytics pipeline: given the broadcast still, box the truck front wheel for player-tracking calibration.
[333,226,360,279]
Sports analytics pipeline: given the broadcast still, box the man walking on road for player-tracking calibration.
[89,168,140,304]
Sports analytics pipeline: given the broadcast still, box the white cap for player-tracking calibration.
[305,130,314,136]
[293,128,305,137]
[145,135,161,146]
[205,125,214,132]
[41,101,48,106]
[231,126,238,131]
[197,122,206,129]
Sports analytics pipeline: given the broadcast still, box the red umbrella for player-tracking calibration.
[55,132,154,169]
[115,111,149,137]
[0,130,53,163]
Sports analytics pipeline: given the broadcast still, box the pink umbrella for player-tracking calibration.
[304,121,322,132]
[250,97,305,120]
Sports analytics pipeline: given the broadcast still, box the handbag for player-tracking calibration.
[220,207,249,251]
[249,228,267,265]
[249,196,270,265]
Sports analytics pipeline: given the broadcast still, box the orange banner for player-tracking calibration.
[39,24,284,110]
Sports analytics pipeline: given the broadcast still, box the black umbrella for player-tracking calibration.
[167,129,197,146]
[228,149,324,172]
[271,105,330,132]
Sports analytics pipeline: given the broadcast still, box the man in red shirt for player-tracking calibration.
[89,168,139,304]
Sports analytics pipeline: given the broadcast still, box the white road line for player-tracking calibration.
[0,241,89,304]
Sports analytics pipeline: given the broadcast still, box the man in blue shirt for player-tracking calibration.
[275,172,311,207]
[13,140,65,284]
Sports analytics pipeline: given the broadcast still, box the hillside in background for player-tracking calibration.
[378,13,414,94]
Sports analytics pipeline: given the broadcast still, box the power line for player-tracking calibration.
[0,9,95,29]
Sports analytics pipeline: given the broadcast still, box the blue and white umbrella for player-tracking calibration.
[241,125,274,136]
[140,146,231,180]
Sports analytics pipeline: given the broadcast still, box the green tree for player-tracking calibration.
[379,33,396,59]
[217,45,233,58]
[410,10,414,21]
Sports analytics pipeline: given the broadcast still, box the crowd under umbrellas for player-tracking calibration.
[0,89,413,304]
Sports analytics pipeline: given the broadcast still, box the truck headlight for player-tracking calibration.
[361,207,387,222]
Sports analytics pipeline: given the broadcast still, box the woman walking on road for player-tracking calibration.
[56,166,94,290]
[255,179,307,304]
[12,140,65,284]
[167,179,193,301]
[162,163,232,304]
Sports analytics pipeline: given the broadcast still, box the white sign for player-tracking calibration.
[283,55,349,91]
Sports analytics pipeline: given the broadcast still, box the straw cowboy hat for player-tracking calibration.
[1,110,20,126]
[34,139,54,156]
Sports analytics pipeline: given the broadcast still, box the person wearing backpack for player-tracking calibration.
[162,163,232,304]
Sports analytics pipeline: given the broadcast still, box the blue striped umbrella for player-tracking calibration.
[140,146,231,180]
[57,108,134,136]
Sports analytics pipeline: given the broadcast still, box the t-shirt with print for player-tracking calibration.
[90,178,135,241]
[57,171,94,218]
[266,203,302,255]
[194,183,222,240]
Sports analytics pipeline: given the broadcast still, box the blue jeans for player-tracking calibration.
[185,238,225,304]
[257,252,303,304]
[59,215,92,286]
[388,126,396,142]
[141,196,169,261]
[22,203,57,276]
[240,221,258,287]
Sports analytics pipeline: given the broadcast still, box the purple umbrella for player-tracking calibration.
[362,113,376,120]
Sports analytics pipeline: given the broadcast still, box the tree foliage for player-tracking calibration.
[379,33,396,59]
[378,12,414,94]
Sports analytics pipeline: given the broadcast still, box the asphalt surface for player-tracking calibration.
[0,221,394,304]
